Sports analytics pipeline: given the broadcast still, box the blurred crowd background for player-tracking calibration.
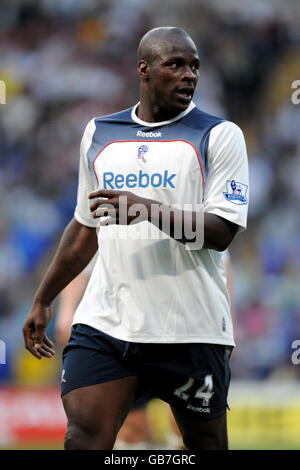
[0,0,300,391]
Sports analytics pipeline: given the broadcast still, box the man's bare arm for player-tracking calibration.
[55,269,91,347]
[23,218,98,359]
[89,190,237,251]
[148,207,237,251]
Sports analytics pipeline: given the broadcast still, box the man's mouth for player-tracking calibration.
[175,87,194,102]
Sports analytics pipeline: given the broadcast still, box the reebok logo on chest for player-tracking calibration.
[103,170,176,189]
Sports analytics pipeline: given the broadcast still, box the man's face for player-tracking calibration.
[145,35,200,114]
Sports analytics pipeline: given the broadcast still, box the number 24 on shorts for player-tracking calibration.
[174,375,214,406]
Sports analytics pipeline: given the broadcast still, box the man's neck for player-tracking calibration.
[137,97,180,123]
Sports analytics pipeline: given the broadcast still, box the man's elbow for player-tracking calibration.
[205,220,238,252]
[213,237,233,252]
[215,223,238,251]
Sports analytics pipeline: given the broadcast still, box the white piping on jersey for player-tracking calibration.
[131,101,196,127]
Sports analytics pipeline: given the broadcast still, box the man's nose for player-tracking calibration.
[181,66,197,81]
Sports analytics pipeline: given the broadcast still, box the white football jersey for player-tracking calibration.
[73,102,248,346]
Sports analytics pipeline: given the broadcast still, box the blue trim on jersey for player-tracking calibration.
[87,106,224,185]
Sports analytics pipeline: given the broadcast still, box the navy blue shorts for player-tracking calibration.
[61,324,233,420]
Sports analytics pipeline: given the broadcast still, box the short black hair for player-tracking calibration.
[138,27,191,65]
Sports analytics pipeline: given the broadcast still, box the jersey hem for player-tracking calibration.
[72,320,236,347]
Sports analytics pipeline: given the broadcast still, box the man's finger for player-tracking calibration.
[32,322,47,348]
[88,189,119,199]
[94,206,118,217]
[38,346,55,358]
[39,342,55,355]
[25,344,42,360]
[44,335,54,348]
[89,200,111,212]
[23,325,34,350]
[90,199,119,213]
[98,216,116,226]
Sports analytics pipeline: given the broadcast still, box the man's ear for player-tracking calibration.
[138,60,150,81]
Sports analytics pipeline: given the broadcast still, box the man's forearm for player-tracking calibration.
[88,189,237,251]
[145,201,200,245]
[34,218,98,306]
[145,200,237,250]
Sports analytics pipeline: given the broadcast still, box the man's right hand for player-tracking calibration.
[22,219,98,359]
[23,303,55,359]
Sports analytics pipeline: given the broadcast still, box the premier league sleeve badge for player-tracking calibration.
[223,180,248,205]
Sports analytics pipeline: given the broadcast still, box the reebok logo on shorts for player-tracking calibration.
[187,404,211,413]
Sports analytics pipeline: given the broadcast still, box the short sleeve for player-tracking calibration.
[74,119,98,228]
[204,121,249,232]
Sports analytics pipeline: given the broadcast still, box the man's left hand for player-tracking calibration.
[89,189,152,226]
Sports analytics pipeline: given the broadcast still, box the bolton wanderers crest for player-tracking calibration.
[137,144,148,163]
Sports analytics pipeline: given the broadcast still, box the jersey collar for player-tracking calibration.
[131,101,196,127]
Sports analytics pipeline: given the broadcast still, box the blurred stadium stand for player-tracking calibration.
[0,0,300,449]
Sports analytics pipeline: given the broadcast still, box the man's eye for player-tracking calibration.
[169,62,178,69]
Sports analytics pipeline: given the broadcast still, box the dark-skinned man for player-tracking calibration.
[23,27,248,450]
